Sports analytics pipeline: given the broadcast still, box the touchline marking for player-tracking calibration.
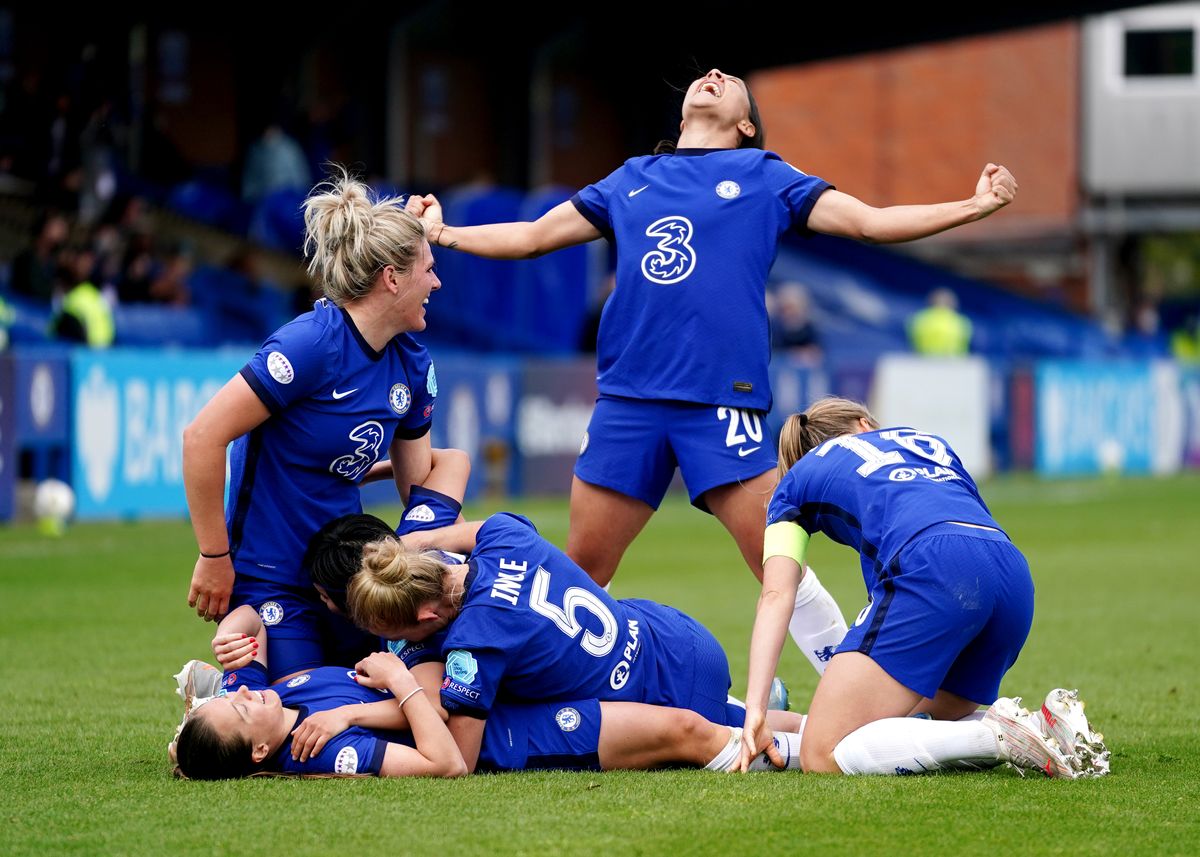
[628,185,649,197]
[331,388,359,400]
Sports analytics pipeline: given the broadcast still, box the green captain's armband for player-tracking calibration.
[763,521,809,566]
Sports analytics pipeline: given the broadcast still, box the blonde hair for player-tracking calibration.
[347,538,450,632]
[302,167,427,305]
[777,396,879,475]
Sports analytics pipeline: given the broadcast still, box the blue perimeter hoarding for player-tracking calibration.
[70,349,246,519]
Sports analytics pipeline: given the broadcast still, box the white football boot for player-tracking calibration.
[168,660,224,761]
[174,659,223,710]
[1034,688,1110,778]
[983,696,1077,778]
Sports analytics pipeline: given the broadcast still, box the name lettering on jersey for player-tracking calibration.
[888,466,960,484]
[490,559,529,606]
[609,619,641,690]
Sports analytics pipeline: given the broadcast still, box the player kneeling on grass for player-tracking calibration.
[170,607,805,779]
[737,397,1110,777]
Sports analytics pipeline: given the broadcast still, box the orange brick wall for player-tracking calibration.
[751,22,1079,238]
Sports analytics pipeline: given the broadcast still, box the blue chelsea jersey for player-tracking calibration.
[572,148,831,411]
[767,428,1004,585]
[220,663,411,776]
[438,514,673,717]
[228,299,436,587]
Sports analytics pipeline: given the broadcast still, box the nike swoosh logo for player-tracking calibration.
[737,446,761,457]
[628,185,649,197]
[331,388,359,400]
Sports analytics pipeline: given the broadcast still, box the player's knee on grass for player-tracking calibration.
[800,733,843,774]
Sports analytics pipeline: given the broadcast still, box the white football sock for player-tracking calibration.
[704,728,744,772]
[705,725,807,772]
[747,725,805,771]
[789,568,848,675]
[832,717,1003,775]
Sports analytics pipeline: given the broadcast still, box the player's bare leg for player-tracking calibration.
[707,472,848,674]
[909,689,984,721]
[567,477,655,587]
[802,652,922,773]
[802,652,1075,776]
[703,470,777,582]
[597,703,730,769]
[597,703,804,771]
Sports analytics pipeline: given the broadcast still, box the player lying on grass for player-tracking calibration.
[737,397,1110,778]
[339,511,811,773]
[170,606,804,779]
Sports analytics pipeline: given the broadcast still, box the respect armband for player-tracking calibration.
[763,521,809,566]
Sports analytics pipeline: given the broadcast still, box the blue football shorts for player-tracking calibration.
[574,395,776,512]
[837,523,1035,704]
[623,599,742,727]
[229,574,379,682]
[479,699,604,772]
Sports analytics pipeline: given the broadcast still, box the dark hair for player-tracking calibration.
[654,74,766,155]
[175,711,257,781]
[304,513,396,612]
[742,84,766,149]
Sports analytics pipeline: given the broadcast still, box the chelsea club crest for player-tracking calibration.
[389,383,412,415]
[715,180,741,199]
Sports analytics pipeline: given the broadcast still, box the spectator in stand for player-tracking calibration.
[909,288,971,356]
[52,242,113,347]
[1170,314,1200,363]
[117,230,157,304]
[242,122,312,204]
[147,242,193,306]
[770,282,822,364]
[10,211,70,302]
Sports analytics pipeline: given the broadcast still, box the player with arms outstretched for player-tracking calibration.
[406,67,1016,675]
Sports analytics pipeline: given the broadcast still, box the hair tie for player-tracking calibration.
[798,413,809,427]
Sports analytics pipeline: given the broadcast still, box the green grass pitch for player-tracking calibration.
[2,474,1198,855]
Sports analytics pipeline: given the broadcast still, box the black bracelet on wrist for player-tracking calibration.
[200,549,231,559]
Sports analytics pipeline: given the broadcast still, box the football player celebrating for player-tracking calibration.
[183,170,441,681]
[171,606,803,779]
[343,511,803,771]
[738,397,1109,778]
[405,67,1016,677]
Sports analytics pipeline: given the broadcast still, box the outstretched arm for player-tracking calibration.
[738,521,811,771]
[409,196,601,260]
[807,164,1017,244]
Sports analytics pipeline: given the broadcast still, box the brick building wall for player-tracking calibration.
[750,22,1080,243]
